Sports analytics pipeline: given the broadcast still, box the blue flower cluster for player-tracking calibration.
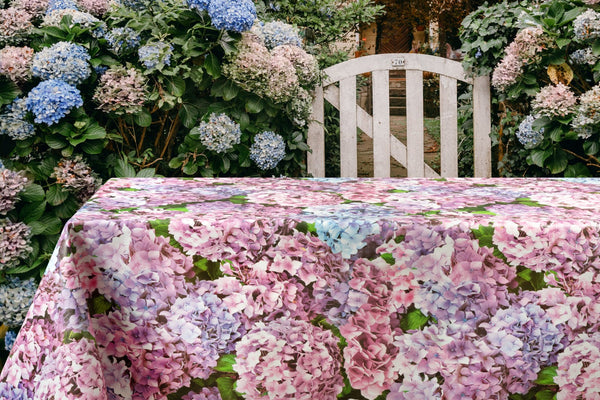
[186,0,210,13]
[46,0,78,12]
[0,275,37,328]
[191,112,241,153]
[574,9,600,41]
[138,42,173,70]
[120,0,152,10]
[31,41,91,85]
[25,79,83,125]
[4,330,16,351]
[315,218,380,258]
[105,27,141,55]
[0,159,4,169]
[0,383,32,400]
[517,115,544,149]
[570,48,599,65]
[208,0,256,33]
[249,130,286,170]
[0,98,34,140]
[256,21,302,49]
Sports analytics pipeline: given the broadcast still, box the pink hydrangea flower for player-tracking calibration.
[556,332,600,400]
[234,318,343,400]
[531,83,577,117]
[0,46,33,82]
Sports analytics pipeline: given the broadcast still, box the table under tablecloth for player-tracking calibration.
[2,177,600,400]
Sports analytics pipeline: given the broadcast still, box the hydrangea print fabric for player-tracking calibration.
[4,177,600,399]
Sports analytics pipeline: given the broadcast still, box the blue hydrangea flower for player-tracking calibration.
[574,9,600,41]
[0,275,37,328]
[255,20,302,49]
[0,98,34,140]
[517,115,544,149]
[572,114,596,139]
[94,65,108,75]
[0,159,4,169]
[186,0,210,13]
[191,112,241,153]
[570,48,599,65]
[249,130,286,170]
[46,0,78,12]
[4,330,16,351]
[105,27,141,55]
[0,382,32,400]
[25,79,83,125]
[31,41,91,85]
[315,218,381,258]
[208,0,256,33]
[138,41,173,70]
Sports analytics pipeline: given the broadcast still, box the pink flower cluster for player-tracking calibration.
[0,45,33,82]
[52,156,101,202]
[11,0,48,16]
[556,332,600,399]
[0,168,28,215]
[223,30,317,108]
[0,7,33,45]
[492,26,548,91]
[77,0,109,15]
[93,66,147,115]
[181,387,221,400]
[531,83,577,117]
[234,318,344,399]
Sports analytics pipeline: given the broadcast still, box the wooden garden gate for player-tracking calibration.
[307,53,492,177]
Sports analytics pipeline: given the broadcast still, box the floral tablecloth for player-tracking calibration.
[2,177,600,400]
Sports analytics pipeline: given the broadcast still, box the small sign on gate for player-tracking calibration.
[391,57,405,69]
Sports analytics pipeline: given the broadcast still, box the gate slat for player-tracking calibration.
[307,86,325,177]
[406,70,424,177]
[473,75,492,177]
[440,75,458,177]
[339,76,358,177]
[372,70,391,177]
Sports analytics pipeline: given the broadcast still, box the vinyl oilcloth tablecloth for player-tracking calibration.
[2,177,600,400]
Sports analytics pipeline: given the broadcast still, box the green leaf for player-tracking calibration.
[88,293,113,315]
[555,37,571,48]
[400,308,430,331]
[381,253,395,265]
[134,108,152,127]
[565,163,590,177]
[80,140,105,154]
[584,141,600,156]
[222,80,239,101]
[529,149,550,168]
[214,354,236,373]
[204,53,221,78]
[21,184,46,203]
[535,390,556,400]
[46,184,69,206]
[0,79,20,106]
[546,149,568,174]
[45,135,68,149]
[114,159,136,177]
[165,76,186,97]
[245,96,264,114]
[83,123,107,140]
[179,103,200,128]
[54,197,79,219]
[29,214,62,235]
[216,377,239,400]
[593,39,600,56]
[535,366,557,385]
[136,168,156,177]
[19,200,47,224]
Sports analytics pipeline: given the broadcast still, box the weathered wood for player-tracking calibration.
[406,69,424,177]
[440,75,458,177]
[473,75,492,177]
[372,70,391,177]
[339,76,358,177]
[307,86,325,177]
[323,53,471,86]
[310,53,491,178]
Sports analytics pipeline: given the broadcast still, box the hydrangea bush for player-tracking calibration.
[472,0,600,176]
[0,0,326,367]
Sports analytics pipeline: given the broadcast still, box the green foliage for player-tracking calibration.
[460,1,525,77]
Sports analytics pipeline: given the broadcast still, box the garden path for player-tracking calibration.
[357,115,440,177]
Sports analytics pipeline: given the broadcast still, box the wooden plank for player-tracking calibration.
[371,70,391,177]
[439,75,458,177]
[339,77,358,177]
[473,75,492,177]
[324,84,440,178]
[323,53,471,86]
[406,69,424,177]
[307,86,325,177]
